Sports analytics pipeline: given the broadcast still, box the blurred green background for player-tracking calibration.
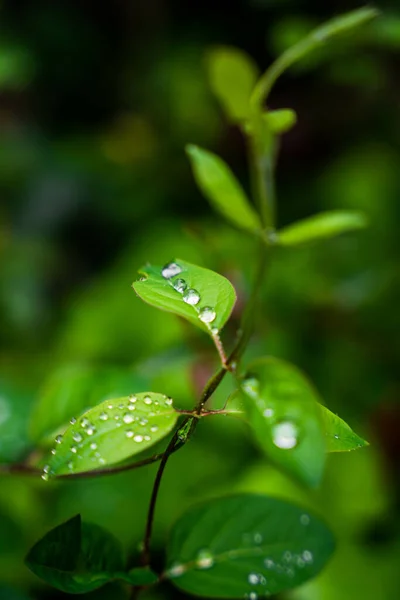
[0,0,399,598]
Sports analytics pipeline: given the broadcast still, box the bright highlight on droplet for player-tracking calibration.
[183,288,201,305]
[272,421,299,449]
[199,306,216,323]
[161,262,182,279]
[173,278,187,293]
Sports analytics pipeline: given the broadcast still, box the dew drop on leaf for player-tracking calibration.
[70,417,77,425]
[123,413,134,424]
[272,421,299,449]
[162,262,182,279]
[199,306,217,323]
[133,435,143,443]
[183,289,201,305]
[99,411,108,421]
[196,549,214,569]
[126,430,134,438]
[143,396,152,405]
[173,278,187,293]
[55,435,63,444]
[80,417,90,428]
[72,432,83,443]
[86,426,96,436]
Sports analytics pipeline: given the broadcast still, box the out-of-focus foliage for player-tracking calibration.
[0,0,399,599]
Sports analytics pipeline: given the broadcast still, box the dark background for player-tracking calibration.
[0,1,399,599]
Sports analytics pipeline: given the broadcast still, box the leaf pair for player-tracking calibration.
[235,357,368,487]
[25,515,157,594]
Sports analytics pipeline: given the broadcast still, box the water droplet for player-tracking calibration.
[144,396,152,405]
[296,557,305,568]
[263,408,274,418]
[150,425,158,433]
[162,262,182,279]
[248,573,266,586]
[272,421,299,449]
[99,457,106,465]
[300,514,310,526]
[199,306,216,323]
[118,403,125,409]
[168,563,185,578]
[41,473,49,481]
[173,278,187,293]
[165,397,173,406]
[283,551,292,563]
[123,413,134,424]
[67,461,74,470]
[144,435,151,441]
[80,417,90,428]
[43,465,50,474]
[129,395,137,403]
[264,559,274,569]
[211,326,219,334]
[183,288,200,305]
[70,445,77,453]
[133,435,143,443]
[86,426,96,436]
[247,593,258,600]
[90,442,97,450]
[126,430,134,438]
[242,377,259,398]
[99,411,108,421]
[302,550,313,563]
[114,415,120,421]
[254,533,263,544]
[108,403,114,409]
[72,432,83,443]
[196,549,214,569]
[334,434,339,439]
[55,435,63,444]
[139,418,148,426]
[70,417,77,424]
[50,448,56,455]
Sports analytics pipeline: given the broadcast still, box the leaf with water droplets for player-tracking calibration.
[25,515,125,593]
[186,145,261,234]
[43,392,178,476]
[320,405,369,452]
[206,46,259,123]
[277,210,368,246]
[166,494,335,598]
[240,357,326,488]
[132,259,236,335]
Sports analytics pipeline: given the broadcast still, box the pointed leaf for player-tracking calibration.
[240,357,326,487]
[278,211,368,246]
[30,364,147,444]
[264,108,297,133]
[207,46,259,122]
[132,259,236,335]
[320,405,369,452]
[43,393,178,477]
[186,145,261,233]
[25,515,125,594]
[166,494,335,598]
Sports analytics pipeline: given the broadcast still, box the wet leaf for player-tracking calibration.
[320,405,369,452]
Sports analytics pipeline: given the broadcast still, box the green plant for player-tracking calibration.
[1,7,378,599]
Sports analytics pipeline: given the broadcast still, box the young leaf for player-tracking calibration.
[43,392,178,477]
[25,515,125,594]
[186,145,261,233]
[264,108,297,134]
[320,405,369,452]
[166,494,335,598]
[132,259,236,335]
[206,46,259,122]
[29,364,147,445]
[240,357,326,487]
[277,210,368,246]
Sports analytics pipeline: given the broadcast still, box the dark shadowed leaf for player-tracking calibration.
[166,494,335,598]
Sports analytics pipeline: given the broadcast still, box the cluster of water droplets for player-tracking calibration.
[42,393,174,480]
[161,262,218,332]
[242,375,300,450]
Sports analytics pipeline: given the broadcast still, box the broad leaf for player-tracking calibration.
[30,364,147,444]
[43,392,178,477]
[25,515,124,594]
[132,259,236,335]
[277,211,368,246]
[264,109,297,134]
[207,46,259,122]
[166,494,335,598]
[320,405,369,452]
[186,145,261,233]
[240,357,326,487]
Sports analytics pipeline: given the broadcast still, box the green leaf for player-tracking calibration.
[29,364,147,445]
[264,108,297,134]
[43,393,178,477]
[206,46,259,122]
[277,211,368,246]
[166,494,335,598]
[25,515,125,594]
[240,357,326,487]
[120,567,158,586]
[186,145,261,233]
[132,259,236,335]
[320,405,369,452]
